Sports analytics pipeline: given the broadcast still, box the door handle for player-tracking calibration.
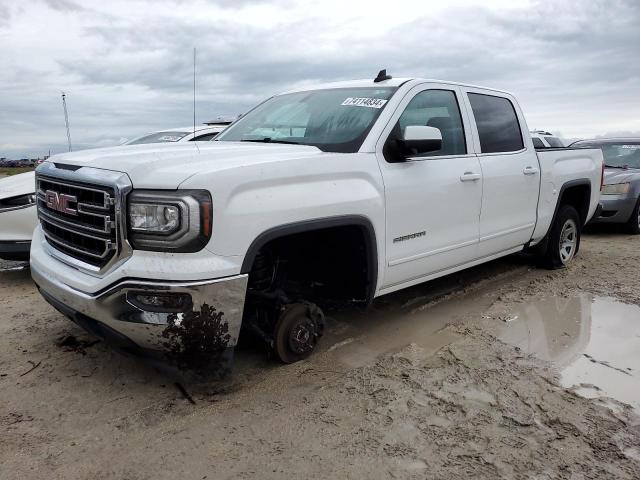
[523,166,539,175]
[460,172,481,182]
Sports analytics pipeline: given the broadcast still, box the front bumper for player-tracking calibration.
[32,263,248,355]
[590,195,637,224]
[0,240,31,261]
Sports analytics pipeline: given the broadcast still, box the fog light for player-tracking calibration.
[127,292,193,313]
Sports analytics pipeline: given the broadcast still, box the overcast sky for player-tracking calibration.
[1,0,639,158]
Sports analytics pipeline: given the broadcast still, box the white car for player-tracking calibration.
[531,130,566,148]
[31,72,603,371]
[0,172,37,260]
[0,123,232,260]
[125,122,230,145]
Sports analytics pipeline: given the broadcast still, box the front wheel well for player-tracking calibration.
[242,218,378,306]
[240,218,377,350]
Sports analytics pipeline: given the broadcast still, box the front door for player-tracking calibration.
[376,85,482,291]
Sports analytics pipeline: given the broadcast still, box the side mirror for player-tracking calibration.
[401,125,442,156]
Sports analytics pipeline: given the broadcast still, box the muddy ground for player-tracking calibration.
[1,230,640,479]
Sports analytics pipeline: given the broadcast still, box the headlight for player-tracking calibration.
[0,193,36,211]
[601,183,631,195]
[130,204,181,233]
[127,190,212,252]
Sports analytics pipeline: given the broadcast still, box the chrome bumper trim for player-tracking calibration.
[32,263,248,351]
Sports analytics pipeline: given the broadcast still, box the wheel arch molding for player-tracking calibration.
[240,215,379,304]
[555,178,592,227]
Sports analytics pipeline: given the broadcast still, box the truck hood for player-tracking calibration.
[44,142,324,188]
[0,171,36,199]
[603,167,640,185]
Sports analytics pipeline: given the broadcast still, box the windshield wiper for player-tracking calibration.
[240,138,300,145]
[604,164,628,169]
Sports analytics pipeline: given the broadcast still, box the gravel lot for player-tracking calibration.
[1,230,639,479]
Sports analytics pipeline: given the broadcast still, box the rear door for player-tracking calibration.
[376,84,482,290]
[462,90,539,257]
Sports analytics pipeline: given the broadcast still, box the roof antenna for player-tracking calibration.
[61,91,72,152]
[193,47,199,152]
[374,69,392,83]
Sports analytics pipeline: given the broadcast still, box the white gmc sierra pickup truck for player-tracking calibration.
[31,71,603,373]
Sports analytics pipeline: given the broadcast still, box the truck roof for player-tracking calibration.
[279,77,514,97]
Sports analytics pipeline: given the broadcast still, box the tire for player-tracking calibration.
[274,302,325,364]
[625,198,640,235]
[541,205,581,269]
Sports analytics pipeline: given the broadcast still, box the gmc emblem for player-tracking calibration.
[45,190,78,216]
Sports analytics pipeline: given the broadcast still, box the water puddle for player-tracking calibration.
[498,295,640,412]
[324,285,640,413]
[321,258,527,368]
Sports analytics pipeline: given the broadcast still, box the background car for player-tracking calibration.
[124,121,231,145]
[571,137,640,233]
[0,122,234,260]
[531,130,566,148]
[0,171,37,260]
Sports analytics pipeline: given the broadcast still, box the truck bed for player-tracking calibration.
[531,147,603,242]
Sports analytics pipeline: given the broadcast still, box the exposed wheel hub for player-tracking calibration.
[273,302,325,363]
[288,319,315,354]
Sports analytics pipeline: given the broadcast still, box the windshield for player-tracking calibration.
[573,141,640,168]
[126,131,190,145]
[215,87,397,153]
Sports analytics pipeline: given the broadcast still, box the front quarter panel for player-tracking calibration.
[179,152,386,291]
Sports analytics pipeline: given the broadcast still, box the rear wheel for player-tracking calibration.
[625,198,640,235]
[274,302,325,364]
[541,205,581,269]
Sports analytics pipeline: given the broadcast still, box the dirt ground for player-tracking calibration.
[1,230,640,479]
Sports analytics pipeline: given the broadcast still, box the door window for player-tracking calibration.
[468,93,524,153]
[384,89,466,161]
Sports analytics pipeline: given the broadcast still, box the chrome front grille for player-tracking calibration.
[36,175,117,268]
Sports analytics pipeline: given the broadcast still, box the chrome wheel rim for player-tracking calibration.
[559,219,578,264]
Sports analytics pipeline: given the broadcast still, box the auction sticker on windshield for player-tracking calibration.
[341,97,388,108]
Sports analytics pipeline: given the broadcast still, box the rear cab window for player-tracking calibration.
[544,136,564,148]
[532,137,546,148]
[467,93,524,153]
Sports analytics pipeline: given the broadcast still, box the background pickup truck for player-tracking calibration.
[30,73,603,372]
